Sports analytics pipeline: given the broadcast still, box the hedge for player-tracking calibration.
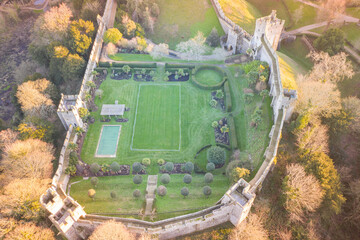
[224,81,232,112]
[165,63,196,69]
[191,66,227,90]
[228,115,238,150]
[94,67,109,73]
[98,62,111,68]
[112,62,157,68]
[216,143,231,151]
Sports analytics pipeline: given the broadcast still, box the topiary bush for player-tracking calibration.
[203,186,212,197]
[69,151,78,165]
[133,189,141,198]
[184,162,194,173]
[110,162,120,172]
[165,162,174,172]
[204,173,214,184]
[158,159,165,165]
[181,187,189,198]
[157,185,167,197]
[160,174,171,184]
[90,163,101,174]
[206,163,215,172]
[91,177,99,187]
[133,175,143,184]
[207,146,226,166]
[132,162,143,174]
[183,174,192,184]
[88,189,96,200]
[110,191,117,199]
[142,158,151,166]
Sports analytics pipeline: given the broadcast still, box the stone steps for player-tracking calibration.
[145,175,158,215]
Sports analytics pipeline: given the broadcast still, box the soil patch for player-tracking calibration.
[211,91,225,111]
[214,117,230,145]
[133,69,154,82]
[110,69,132,80]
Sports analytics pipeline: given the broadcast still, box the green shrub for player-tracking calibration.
[90,163,100,174]
[204,173,214,183]
[132,162,143,173]
[228,116,238,150]
[183,174,192,184]
[69,151,78,165]
[203,186,212,197]
[165,63,195,69]
[110,162,120,172]
[206,163,215,172]
[207,146,226,166]
[98,62,111,68]
[65,166,76,175]
[165,162,174,172]
[133,175,143,184]
[104,28,122,44]
[181,187,189,198]
[216,90,224,99]
[133,189,141,198]
[158,159,165,165]
[212,121,219,128]
[224,81,232,112]
[157,185,167,197]
[184,162,194,173]
[142,158,151,166]
[110,191,117,199]
[160,174,171,184]
[210,99,217,108]
[226,159,252,177]
[91,177,99,187]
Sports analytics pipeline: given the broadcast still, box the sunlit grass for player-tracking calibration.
[277,52,300,90]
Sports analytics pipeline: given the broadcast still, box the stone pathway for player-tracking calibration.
[145,175,158,215]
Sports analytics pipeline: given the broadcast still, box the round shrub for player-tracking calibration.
[216,90,224,99]
[203,186,212,197]
[204,173,214,184]
[157,185,167,197]
[133,189,141,198]
[133,175,143,184]
[226,159,252,177]
[181,187,189,198]
[209,99,217,108]
[90,163,100,174]
[165,162,174,172]
[69,151,78,164]
[160,174,171,184]
[110,162,120,172]
[184,162,194,173]
[183,174,192,184]
[142,158,151,166]
[206,163,215,172]
[211,121,219,128]
[132,162,143,174]
[207,146,226,166]
[158,158,165,165]
[91,177,99,187]
[110,191,117,199]
[88,189,96,199]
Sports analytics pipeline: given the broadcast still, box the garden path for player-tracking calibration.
[145,175,158,215]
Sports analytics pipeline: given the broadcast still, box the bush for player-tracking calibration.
[157,185,167,197]
[205,173,214,183]
[216,90,224,99]
[224,81,232,112]
[132,162,143,173]
[181,187,189,198]
[110,191,117,199]
[183,174,192,184]
[160,174,171,184]
[133,189,141,198]
[230,168,250,182]
[212,121,219,128]
[88,189,96,199]
[98,62,111,68]
[210,99,217,108]
[165,162,174,172]
[133,175,143,184]
[207,146,226,166]
[104,28,122,44]
[228,116,238,150]
[142,158,151,166]
[203,186,212,197]
[90,163,101,174]
[158,159,165,165]
[206,163,215,172]
[226,159,252,177]
[91,177,99,187]
[110,162,120,172]
[184,162,194,173]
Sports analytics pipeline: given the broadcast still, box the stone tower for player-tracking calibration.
[251,10,285,51]
[57,94,84,130]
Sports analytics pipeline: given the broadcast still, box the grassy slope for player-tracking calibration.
[81,74,225,166]
[132,85,180,150]
[195,68,223,85]
[149,0,224,49]
[278,38,313,72]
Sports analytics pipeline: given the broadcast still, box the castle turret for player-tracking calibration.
[57,94,84,130]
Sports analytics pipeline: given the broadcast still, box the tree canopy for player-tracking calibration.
[314,28,345,56]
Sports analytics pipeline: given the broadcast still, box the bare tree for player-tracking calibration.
[4,222,55,240]
[0,218,16,239]
[344,179,360,229]
[295,119,329,154]
[293,5,304,25]
[229,213,268,240]
[0,129,18,149]
[342,96,360,133]
[282,164,324,222]
[89,221,135,240]
[317,0,346,21]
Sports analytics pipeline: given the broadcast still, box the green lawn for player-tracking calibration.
[131,84,180,150]
[81,72,225,166]
[148,0,225,49]
[278,38,313,72]
[69,176,147,214]
[195,68,223,85]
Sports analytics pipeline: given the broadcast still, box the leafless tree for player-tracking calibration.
[89,221,135,240]
[3,222,55,240]
[229,213,268,240]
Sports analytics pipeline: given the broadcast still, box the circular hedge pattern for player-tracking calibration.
[192,66,226,89]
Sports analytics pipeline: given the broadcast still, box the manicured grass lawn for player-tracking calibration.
[69,176,147,214]
[346,7,360,19]
[131,84,180,150]
[149,0,224,49]
[195,68,223,85]
[155,174,230,217]
[81,72,225,166]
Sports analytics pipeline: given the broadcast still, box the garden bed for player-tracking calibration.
[76,163,130,177]
[166,68,190,82]
[118,48,148,55]
[110,69,132,80]
[214,118,230,146]
[211,91,225,111]
[133,68,155,82]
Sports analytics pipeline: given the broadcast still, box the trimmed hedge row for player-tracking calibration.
[216,143,231,151]
[94,67,109,73]
[224,81,232,112]
[191,66,227,90]
[228,115,238,150]
[98,62,157,68]
[165,63,196,69]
